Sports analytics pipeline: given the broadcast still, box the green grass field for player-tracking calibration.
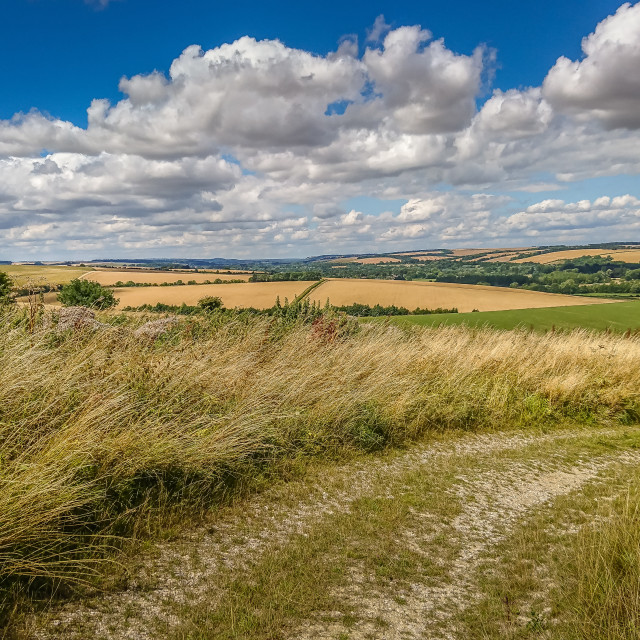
[384,301,640,332]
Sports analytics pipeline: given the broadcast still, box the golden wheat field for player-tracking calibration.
[307,278,615,312]
[113,281,310,309]
[327,257,401,264]
[409,255,448,261]
[0,265,91,286]
[355,257,401,264]
[515,249,640,264]
[82,270,251,286]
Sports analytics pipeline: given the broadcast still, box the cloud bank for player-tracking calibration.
[1,3,640,258]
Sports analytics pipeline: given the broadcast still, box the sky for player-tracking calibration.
[0,0,639,260]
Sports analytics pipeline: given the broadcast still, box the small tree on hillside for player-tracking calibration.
[57,279,118,309]
[0,271,13,304]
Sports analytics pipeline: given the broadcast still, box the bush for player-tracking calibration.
[0,271,12,303]
[57,279,119,309]
[198,295,224,311]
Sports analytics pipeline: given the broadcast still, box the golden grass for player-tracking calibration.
[566,487,640,639]
[0,314,639,595]
[0,265,91,287]
[82,270,251,286]
[0,311,639,615]
[307,278,615,312]
[114,281,310,309]
[515,249,640,264]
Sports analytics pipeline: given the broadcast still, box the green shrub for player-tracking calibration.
[198,295,224,311]
[0,271,13,303]
[57,279,118,309]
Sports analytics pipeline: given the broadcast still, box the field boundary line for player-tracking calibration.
[294,278,326,303]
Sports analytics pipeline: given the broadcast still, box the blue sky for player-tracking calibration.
[0,0,639,259]
[0,0,624,124]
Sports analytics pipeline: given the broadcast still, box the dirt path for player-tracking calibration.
[24,425,640,639]
[296,449,640,640]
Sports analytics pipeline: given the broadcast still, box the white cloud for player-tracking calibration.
[503,195,640,238]
[360,26,485,134]
[543,2,640,128]
[1,6,639,258]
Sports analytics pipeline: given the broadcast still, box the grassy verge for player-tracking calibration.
[381,300,640,333]
[456,442,640,639]
[1,309,640,623]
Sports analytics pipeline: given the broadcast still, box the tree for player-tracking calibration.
[57,279,118,309]
[0,271,13,304]
[198,295,224,311]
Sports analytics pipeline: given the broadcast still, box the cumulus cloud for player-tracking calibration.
[543,2,640,128]
[359,27,486,134]
[503,195,640,237]
[0,5,639,258]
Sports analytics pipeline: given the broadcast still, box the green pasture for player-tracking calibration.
[381,301,640,333]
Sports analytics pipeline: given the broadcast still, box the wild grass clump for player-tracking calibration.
[564,486,640,639]
[0,310,639,616]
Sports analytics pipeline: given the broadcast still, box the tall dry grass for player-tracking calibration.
[1,312,639,612]
[563,486,640,639]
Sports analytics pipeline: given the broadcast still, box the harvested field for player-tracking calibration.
[326,257,401,264]
[449,248,488,257]
[410,255,448,261]
[82,270,251,286]
[354,257,401,264]
[515,248,640,264]
[0,265,91,287]
[468,252,514,262]
[307,278,616,312]
[487,251,527,262]
[114,281,310,309]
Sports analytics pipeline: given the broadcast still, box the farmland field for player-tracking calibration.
[328,257,401,264]
[354,257,401,264]
[307,278,615,312]
[114,281,310,309]
[385,301,640,332]
[82,270,251,286]
[514,248,640,264]
[0,265,91,286]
